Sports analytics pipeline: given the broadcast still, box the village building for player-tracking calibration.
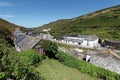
[27,31,37,36]
[102,39,120,50]
[13,28,43,53]
[39,33,53,39]
[42,28,51,32]
[56,35,99,48]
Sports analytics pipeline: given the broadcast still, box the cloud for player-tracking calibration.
[0,14,15,19]
[0,2,14,7]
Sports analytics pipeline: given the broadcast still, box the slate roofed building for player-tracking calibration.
[102,39,120,50]
[15,35,41,52]
[13,28,42,52]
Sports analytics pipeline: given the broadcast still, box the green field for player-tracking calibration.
[36,58,101,80]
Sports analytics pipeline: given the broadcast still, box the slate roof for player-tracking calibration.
[68,34,87,38]
[68,34,78,37]
[78,35,87,39]
[28,31,37,36]
[85,35,98,41]
[13,30,23,35]
[64,38,82,43]
[104,40,120,45]
[15,35,26,43]
[17,35,41,51]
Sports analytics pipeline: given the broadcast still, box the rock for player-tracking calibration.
[90,54,120,74]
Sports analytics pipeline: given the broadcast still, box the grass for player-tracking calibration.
[116,52,120,56]
[36,58,102,80]
[55,41,92,54]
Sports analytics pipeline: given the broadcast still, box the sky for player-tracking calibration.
[0,0,120,28]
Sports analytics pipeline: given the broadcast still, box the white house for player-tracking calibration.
[56,35,99,48]
[81,35,99,48]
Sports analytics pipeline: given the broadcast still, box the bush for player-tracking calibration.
[56,51,120,80]
[0,73,6,80]
[56,51,79,68]
[20,50,41,66]
[40,54,46,60]
[40,40,58,58]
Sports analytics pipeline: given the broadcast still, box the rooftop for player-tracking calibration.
[85,35,98,41]
[17,35,41,51]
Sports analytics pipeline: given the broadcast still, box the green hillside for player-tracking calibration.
[0,18,17,32]
[36,58,101,80]
[0,18,27,35]
[37,5,120,40]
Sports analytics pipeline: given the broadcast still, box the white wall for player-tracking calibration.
[81,40,87,46]
[56,37,99,48]
[85,39,99,48]
[79,39,98,48]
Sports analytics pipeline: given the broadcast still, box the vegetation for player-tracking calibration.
[55,51,120,80]
[40,40,58,58]
[36,58,101,80]
[0,46,45,80]
[0,18,44,79]
[0,18,27,33]
[0,30,44,80]
[40,41,120,80]
[37,5,120,40]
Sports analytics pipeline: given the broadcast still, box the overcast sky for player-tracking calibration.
[0,0,120,28]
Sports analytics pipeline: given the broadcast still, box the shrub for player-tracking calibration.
[0,73,6,80]
[40,54,46,60]
[40,40,58,58]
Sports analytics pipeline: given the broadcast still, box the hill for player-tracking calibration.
[0,18,27,37]
[0,18,27,46]
[37,5,120,40]
[0,18,27,36]
[0,18,17,32]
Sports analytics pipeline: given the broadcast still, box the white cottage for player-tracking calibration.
[57,35,99,48]
[82,35,99,48]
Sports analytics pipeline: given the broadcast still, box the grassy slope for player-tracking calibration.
[0,18,27,33]
[36,58,101,80]
[37,5,120,40]
[0,18,19,33]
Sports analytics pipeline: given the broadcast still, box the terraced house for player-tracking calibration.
[56,35,99,48]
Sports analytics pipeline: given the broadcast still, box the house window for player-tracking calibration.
[78,42,81,45]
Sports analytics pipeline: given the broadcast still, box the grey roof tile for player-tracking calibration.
[85,35,98,41]
[15,35,26,43]
[17,35,41,51]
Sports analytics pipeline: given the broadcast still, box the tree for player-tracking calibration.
[40,40,58,58]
